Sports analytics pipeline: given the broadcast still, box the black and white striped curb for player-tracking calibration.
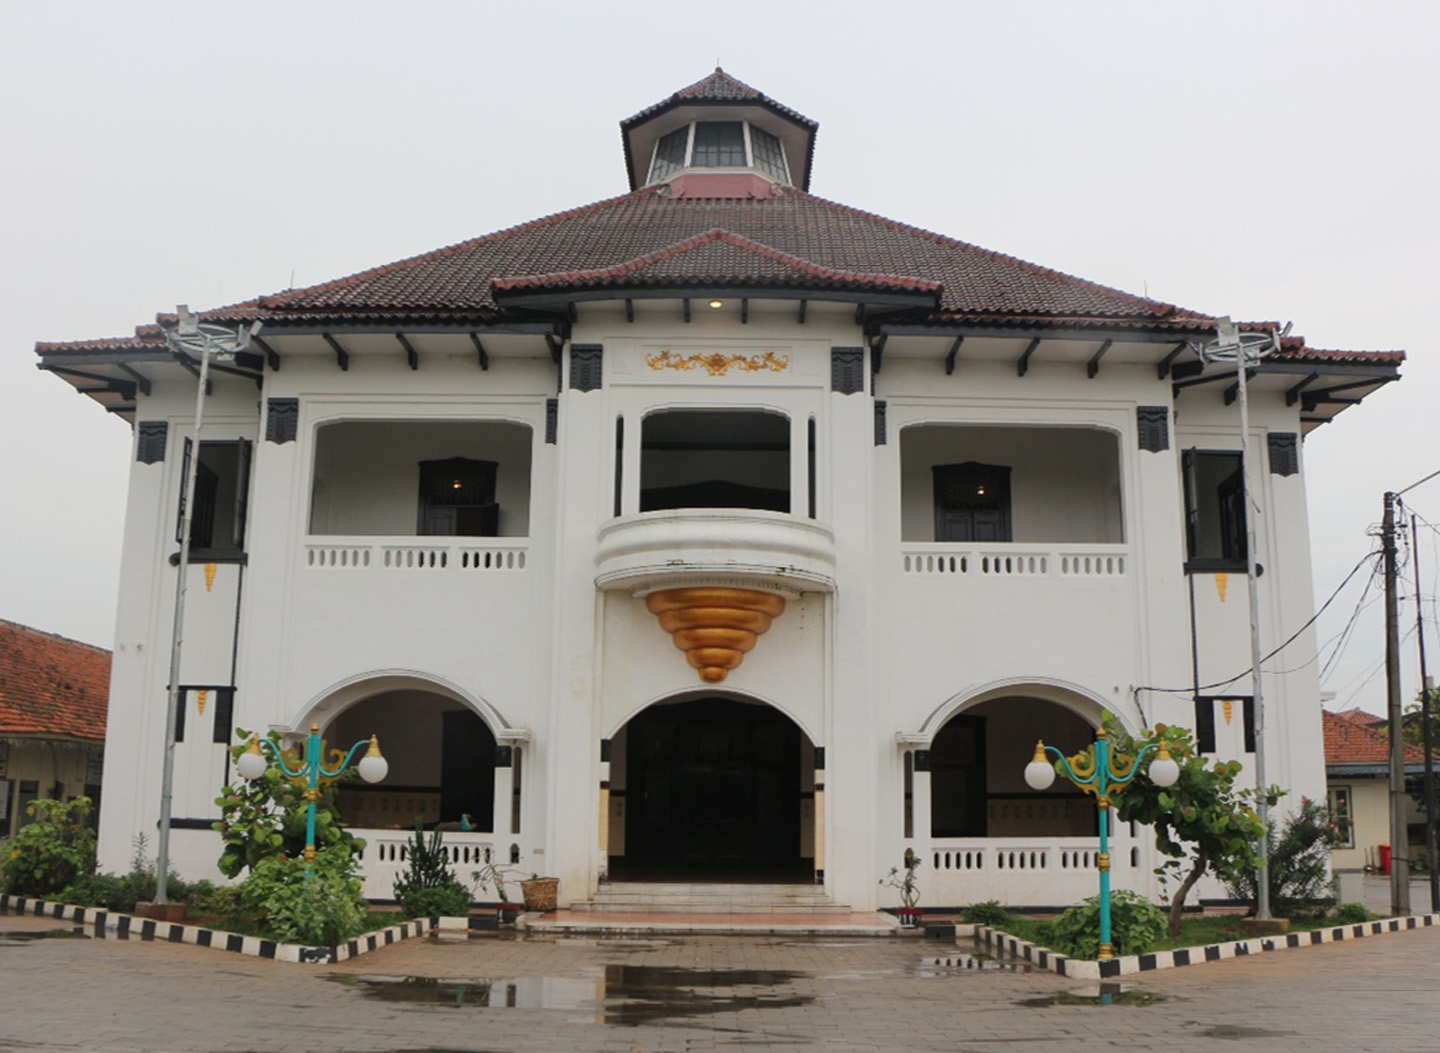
[0,893,426,965]
[978,913,1440,980]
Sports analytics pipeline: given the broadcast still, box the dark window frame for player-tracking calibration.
[1182,449,1248,572]
[183,438,252,559]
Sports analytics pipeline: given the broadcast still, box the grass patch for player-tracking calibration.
[991,909,1382,959]
[198,909,401,944]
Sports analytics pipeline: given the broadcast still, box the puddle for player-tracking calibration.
[915,953,1032,975]
[1018,983,1166,1007]
[0,927,92,943]
[1192,1024,1296,1039]
[330,964,813,1025]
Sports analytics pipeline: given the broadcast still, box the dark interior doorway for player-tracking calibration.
[615,697,808,881]
[440,710,496,827]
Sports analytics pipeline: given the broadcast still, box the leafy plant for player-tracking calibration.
[213,728,364,879]
[472,860,525,903]
[1108,718,1276,935]
[1046,890,1167,958]
[1225,797,1339,917]
[1334,901,1376,924]
[237,846,368,945]
[962,900,1014,928]
[393,821,471,919]
[878,847,921,909]
[2,796,97,898]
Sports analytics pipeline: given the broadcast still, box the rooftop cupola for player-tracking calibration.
[620,68,818,198]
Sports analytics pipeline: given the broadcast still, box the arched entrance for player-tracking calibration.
[928,694,1099,840]
[328,689,497,831]
[610,696,813,881]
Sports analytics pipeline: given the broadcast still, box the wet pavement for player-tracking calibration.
[2,908,1438,1051]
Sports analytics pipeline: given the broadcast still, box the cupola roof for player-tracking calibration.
[620,68,818,192]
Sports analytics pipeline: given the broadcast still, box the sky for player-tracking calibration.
[2,1,1435,718]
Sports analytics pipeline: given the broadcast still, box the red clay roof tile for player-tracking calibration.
[1323,709,1424,765]
[0,620,109,742]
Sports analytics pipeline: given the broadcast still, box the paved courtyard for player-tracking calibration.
[2,909,1438,1053]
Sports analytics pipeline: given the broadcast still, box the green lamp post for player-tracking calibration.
[1025,726,1178,960]
[237,724,388,874]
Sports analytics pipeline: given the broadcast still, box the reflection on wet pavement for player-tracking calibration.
[330,964,813,1025]
[1017,982,1166,1007]
[0,927,91,944]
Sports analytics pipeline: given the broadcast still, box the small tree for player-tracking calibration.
[393,821,472,918]
[1225,797,1339,917]
[2,796,96,897]
[212,729,365,878]
[1108,718,1275,935]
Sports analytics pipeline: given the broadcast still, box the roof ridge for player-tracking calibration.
[259,188,656,309]
[0,618,111,655]
[493,227,941,292]
[790,189,1189,320]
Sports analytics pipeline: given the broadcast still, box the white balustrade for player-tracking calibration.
[303,538,529,573]
[922,837,1140,905]
[901,545,1126,578]
[352,828,497,901]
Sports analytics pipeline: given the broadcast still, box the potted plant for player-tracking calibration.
[880,847,922,927]
[472,860,524,922]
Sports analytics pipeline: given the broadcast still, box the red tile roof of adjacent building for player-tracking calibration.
[1322,709,1424,765]
[1332,707,1388,728]
[0,620,110,742]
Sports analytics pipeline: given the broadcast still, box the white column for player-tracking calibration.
[910,751,933,857]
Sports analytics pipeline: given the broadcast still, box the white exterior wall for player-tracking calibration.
[96,304,1332,911]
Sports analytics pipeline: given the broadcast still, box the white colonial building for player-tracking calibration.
[39,70,1401,911]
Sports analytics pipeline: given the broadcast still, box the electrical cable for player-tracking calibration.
[1134,549,1379,699]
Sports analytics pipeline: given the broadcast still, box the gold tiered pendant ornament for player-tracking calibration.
[645,586,787,683]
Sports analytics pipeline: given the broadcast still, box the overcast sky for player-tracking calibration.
[2,1,1434,718]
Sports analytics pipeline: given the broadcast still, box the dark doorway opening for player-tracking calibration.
[614,698,809,881]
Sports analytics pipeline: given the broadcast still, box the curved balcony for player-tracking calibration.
[594,510,836,593]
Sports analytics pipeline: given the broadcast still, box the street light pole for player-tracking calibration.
[1025,727,1179,959]
[1411,513,1438,913]
[1192,318,1281,921]
[154,308,260,906]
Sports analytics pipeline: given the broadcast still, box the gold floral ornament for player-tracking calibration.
[646,349,789,376]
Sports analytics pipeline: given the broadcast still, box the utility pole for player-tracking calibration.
[1412,512,1438,912]
[1383,491,1410,916]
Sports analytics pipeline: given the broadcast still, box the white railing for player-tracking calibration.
[901,545,1126,579]
[352,828,497,901]
[921,836,1144,906]
[304,538,529,573]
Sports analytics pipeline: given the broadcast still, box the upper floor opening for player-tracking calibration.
[646,120,792,186]
[900,425,1124,544]
[309,420,532,538]
[640,409,791,514]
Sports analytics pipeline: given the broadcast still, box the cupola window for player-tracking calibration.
[645,120,792,186]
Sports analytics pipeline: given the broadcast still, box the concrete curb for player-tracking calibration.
[977,912,1440,979]
[0,893,428,965]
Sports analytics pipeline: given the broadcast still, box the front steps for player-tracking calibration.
[571,881,852,914]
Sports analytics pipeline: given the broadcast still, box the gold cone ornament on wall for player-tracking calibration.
[645,586,787,683]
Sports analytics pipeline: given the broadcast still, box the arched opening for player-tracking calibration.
[930,696,1098,838]
[609,696,814,881]
[328,689,497,832]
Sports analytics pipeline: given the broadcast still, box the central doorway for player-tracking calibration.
[612,697,811,881]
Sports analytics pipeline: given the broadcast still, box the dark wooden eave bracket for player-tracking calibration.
[322,333,350,371]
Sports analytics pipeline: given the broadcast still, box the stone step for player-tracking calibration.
[571,882,853,914]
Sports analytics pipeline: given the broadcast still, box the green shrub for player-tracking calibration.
[237,847,368,946]
[1046,890,1167,959]
[963,900,1015,928]
[399,881,472,919]
[393,822,472,919]
[1225,797,1338,917]
[2,797,96,898]
[1334,902,1376,924]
